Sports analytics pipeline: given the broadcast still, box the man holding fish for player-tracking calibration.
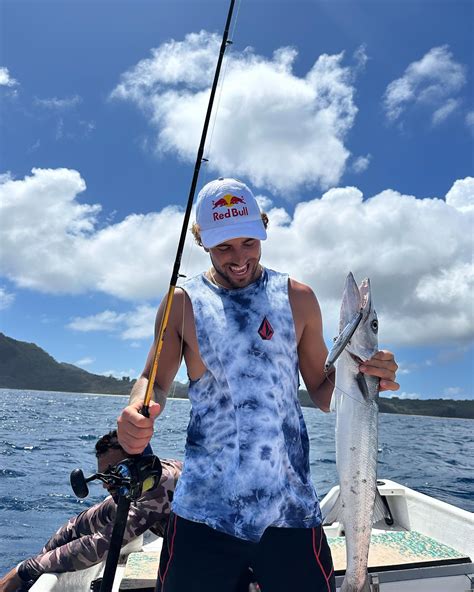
[117,178,399,592]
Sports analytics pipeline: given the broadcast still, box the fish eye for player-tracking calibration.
[371,320,378,332]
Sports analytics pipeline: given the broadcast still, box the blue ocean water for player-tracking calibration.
[0,389,472,576]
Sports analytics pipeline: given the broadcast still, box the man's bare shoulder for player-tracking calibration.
[289,277,314,294]
[173,287,189,304]
[154,288,194,337]
[159,288,192,316]
[288,277,320,307]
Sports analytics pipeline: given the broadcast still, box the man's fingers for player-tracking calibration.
[117,401,158,455]
[367,350,398,369]
[359,349,399,392]
[379,379,400,392]
[148,400,162,419]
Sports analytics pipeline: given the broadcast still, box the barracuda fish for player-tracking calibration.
[323,272,382,592]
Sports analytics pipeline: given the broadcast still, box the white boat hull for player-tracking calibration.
[31,480,473,591]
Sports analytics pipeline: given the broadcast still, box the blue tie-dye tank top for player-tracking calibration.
[172,268,322,542]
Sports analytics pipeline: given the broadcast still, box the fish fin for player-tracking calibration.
[356,371,370,399]
[373,489,389,524]
[321,490,342,525]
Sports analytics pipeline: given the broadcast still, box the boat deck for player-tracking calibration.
[116,529,471,590]
[329,529,471,573]
[29,480,474,592]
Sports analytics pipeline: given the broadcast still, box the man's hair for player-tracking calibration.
[95,430,125,458]
[191,212,269,248]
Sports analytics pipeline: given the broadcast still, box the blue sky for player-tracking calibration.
[1,0,472,400]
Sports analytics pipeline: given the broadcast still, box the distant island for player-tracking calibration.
[1,333,472,419]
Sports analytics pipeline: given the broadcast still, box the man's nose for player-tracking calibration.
[232,249,247,265]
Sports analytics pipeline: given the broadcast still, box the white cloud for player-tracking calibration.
[0,67,18,87]
[0,286,15,310]
[0,168,207,300]
[69,310,127,332]
[446,177,474,212]
[0,168,101,293]
[111,31,360,195]
[32,95,93,142]
[351,154,371,173]
[35,95,82,109]
[68,305,157,341]
[75,357,95,367]
[442,386,463,399]
[466,111,474,134]
[353,45,369,73]
[432,98,460,126]
[261,182,473,346]
[385,391,420,400]
[1,167,473,347]
[383,46,466,125]
[101,368,138,380]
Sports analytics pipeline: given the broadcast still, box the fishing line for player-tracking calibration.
[168,285,187,401]
[324,367,378,409]
[141,0,238,415]
[168,1,243,400]
[202,0,242,179]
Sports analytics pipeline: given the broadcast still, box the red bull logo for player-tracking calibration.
[212,194,247,209]
[212,193,248,221]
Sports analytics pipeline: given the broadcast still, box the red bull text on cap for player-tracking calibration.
[196,178,267,248]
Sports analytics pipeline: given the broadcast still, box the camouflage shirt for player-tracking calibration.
[17,458,182,583]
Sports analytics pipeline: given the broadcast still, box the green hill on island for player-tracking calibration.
[0,332,137,395]
[0,333,472,419]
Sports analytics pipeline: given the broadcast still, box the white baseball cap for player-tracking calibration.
[195,177,267,248]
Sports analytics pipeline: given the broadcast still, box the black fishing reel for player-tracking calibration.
[70,455,162,502]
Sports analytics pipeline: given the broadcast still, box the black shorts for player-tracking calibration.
[156,513,335,592]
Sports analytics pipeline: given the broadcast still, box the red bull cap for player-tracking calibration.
[195,177,267,248]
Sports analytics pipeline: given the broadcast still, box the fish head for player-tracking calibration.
[340,272,379,363]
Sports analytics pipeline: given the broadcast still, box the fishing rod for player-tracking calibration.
[141,0,236,416]
[69,6,237,591]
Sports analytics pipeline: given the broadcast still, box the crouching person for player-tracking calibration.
[0,430,182,592]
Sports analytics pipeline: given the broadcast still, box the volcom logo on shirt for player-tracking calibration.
[258,316,274,340]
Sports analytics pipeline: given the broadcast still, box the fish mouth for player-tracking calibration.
[349,352,367,366]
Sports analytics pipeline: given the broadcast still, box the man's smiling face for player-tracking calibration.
[208,237,262,289]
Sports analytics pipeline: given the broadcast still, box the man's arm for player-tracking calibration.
[0,460,183,590]
[118,290,186,454]
[289,279,334,412]
[0,499,115,588]
[290,279,399,410]
[11,460,183,584]
[41,508,96,553]
[0,500,114,591]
